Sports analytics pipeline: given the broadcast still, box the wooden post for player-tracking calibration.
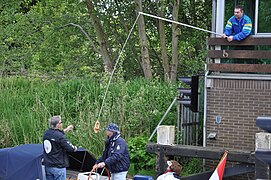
[255,132,271,179]
[155,148,167,178]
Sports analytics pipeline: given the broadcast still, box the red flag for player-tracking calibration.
[209,151,228,180]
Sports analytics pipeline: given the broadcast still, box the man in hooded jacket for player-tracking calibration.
[92,123,130,180]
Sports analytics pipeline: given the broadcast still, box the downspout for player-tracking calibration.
[203,64,208,147]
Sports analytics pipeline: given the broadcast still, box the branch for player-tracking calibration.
[62,23,101,54]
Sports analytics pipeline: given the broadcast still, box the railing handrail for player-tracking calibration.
[208,36,271,46]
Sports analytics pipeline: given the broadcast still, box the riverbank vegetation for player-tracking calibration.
[1,0,210,177]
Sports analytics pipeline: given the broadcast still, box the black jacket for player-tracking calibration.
[43,128,76,168]
[97,133,130,173]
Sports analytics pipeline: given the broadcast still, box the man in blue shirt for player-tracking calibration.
[222,5,252,42]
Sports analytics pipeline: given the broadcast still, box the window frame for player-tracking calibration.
[254,0,271,36]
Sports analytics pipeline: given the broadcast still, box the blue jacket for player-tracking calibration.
[43,128,77,168]
[97,133,130,173]
[224,14,252,41]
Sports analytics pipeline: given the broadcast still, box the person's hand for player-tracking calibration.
[64,125,74,133]
[92,164,98,171]
[222,34,227,39]
[97,162,105,168]
[227,36,233,42]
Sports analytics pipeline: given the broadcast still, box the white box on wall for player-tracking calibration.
[157,125,175,145]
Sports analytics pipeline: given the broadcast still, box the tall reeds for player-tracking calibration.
[0,77,176,157]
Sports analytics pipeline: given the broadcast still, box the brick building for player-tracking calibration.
[206,0,271,152]
[206,77,271,150]
[147,0,271,179]
[204,0,271,179]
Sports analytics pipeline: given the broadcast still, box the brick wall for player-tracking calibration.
[206,78,271,151]
[205,78,271,179]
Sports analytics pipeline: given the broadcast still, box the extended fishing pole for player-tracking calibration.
[139,12,224,37]
[95,11,225,133]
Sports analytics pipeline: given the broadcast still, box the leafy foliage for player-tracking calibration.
[0,0,211,79]
[0,0,215,176]
[181,158,203,177]
[128,136,155,170]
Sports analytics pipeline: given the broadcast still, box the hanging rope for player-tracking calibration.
[94,13,141,133]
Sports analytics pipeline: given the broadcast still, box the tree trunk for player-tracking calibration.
[170,0,180,83]
[135,0,153,79]
[156,0,170,82]
[85,0,113,73]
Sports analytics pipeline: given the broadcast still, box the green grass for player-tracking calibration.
[0,77,177,157]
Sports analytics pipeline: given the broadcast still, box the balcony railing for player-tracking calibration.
[207,36,271,73]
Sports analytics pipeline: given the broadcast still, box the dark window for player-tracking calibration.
[258,0,271,33]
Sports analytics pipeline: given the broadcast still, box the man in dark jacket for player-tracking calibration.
[43,115,77,180]
[92,123,130,180]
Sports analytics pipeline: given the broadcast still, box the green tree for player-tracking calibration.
[1,0,212,79]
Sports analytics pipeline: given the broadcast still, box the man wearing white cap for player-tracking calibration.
[92,123,130,180]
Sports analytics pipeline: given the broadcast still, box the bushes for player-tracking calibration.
[0,77,177,158]
[128,136,155,171]
[181,158,203,177]
[128,135,156,178]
